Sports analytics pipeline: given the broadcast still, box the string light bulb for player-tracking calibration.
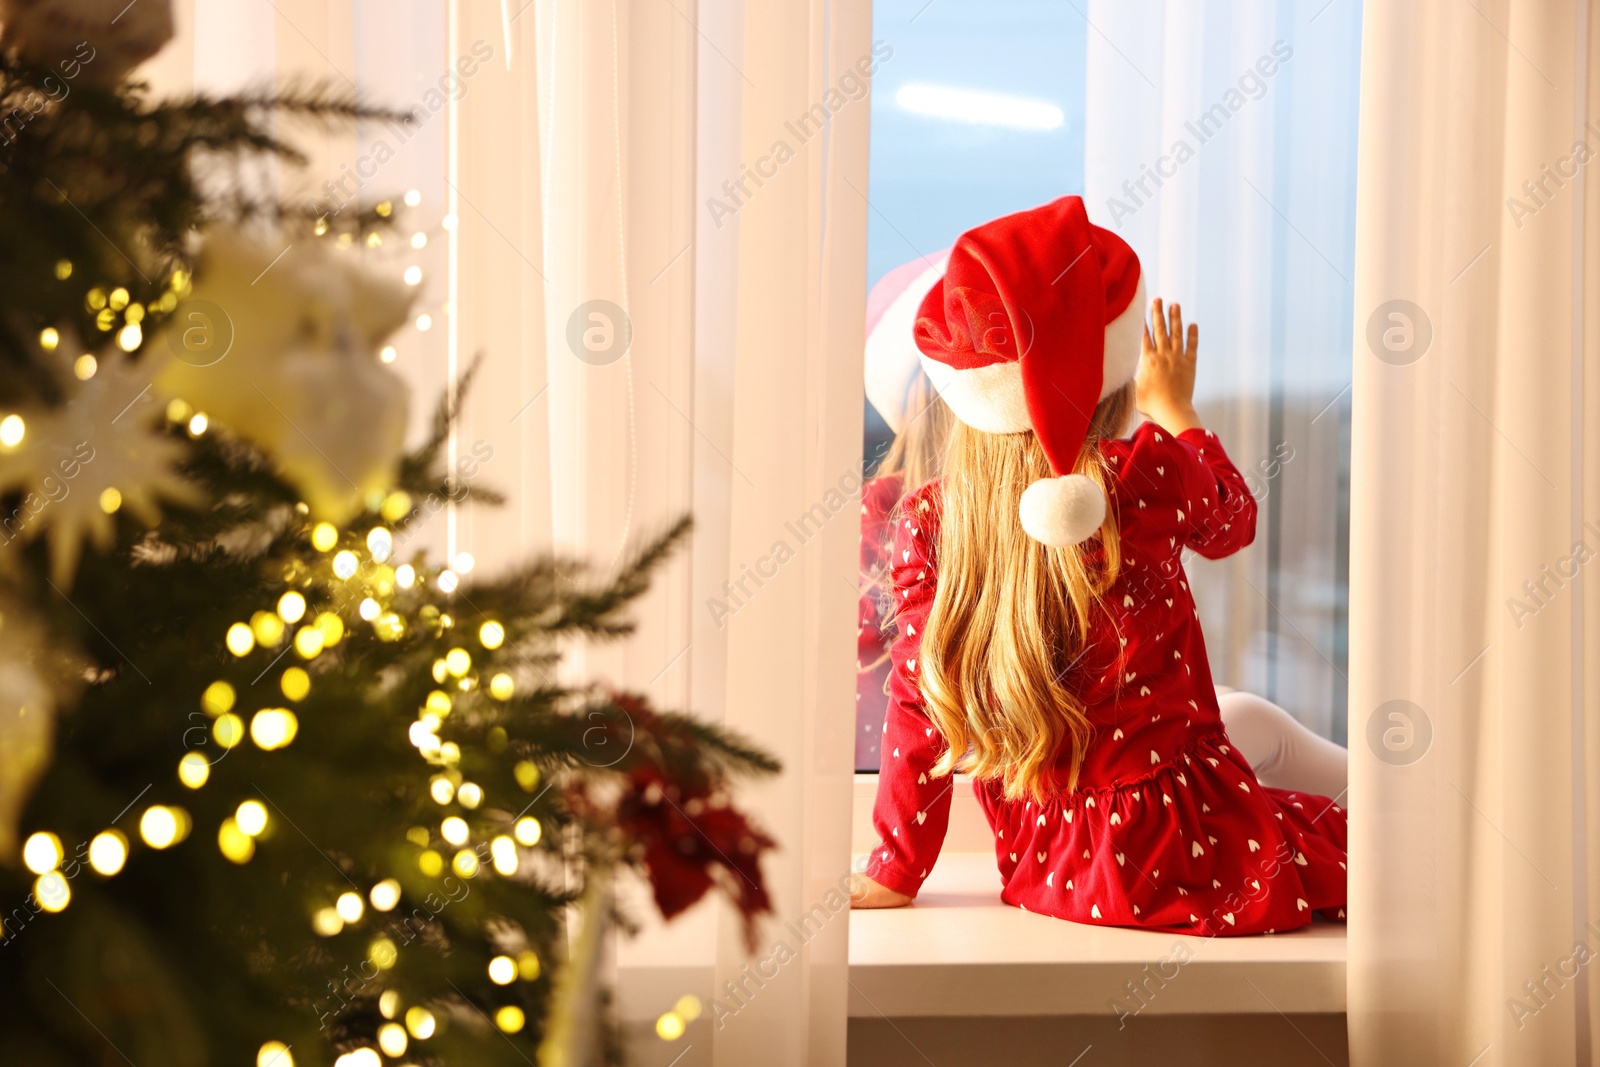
[235,800,268,837]
[656,1012,686,1040]
[277,591,307,623]
[250,708,299,749]
[140,806,187,849]
[488,955,516,984]
[23,832,63,874]
[178,752,210,788]
[280,666,311,702]
[366,527,392,562]
[495,1006,525,1033]
[490,835,518,876]
[257,1041,293,1067]
[213,713,244,749]
[225,623,255,656]
[478,621,504,649]
[201,680,236,716]
[312,906,343,937]
[336,891,364,923]
[218,818,255,863]
[310,522,338,551]
[88,830,128,875]
[0,414,23,449]
[377,1022,408,1056]
[294,626,325,659]
[405,1005,436,1038]
[369,878,401,911]
[35,871,69,912]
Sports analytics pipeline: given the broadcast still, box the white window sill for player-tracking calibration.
[849,774,1346,1018]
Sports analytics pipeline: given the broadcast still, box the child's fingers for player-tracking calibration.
[1168,302,1183,347]
[1186,323,1199,360]
[1150,297,1168,349]
[1142,323,1154,351]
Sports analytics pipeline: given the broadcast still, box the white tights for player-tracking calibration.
[1215,687,1349,803]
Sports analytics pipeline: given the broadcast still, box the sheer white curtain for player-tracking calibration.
[1082,0,1364,743]
[1349,1,1600,1064]
[147,3,867,1064]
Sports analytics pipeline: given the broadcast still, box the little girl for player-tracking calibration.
[852,196,1348,935]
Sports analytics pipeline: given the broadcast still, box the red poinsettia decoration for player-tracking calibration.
[614,762,776,951]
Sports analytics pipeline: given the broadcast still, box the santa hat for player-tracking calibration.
[913,196,1144,547]
[864,249,950,433]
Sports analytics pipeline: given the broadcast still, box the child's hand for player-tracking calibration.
[849,873,914,909]
[1136,297,1204,434]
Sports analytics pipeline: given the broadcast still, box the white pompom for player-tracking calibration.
[1018,474,1106,546]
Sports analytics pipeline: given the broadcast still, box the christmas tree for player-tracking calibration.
[0,5,777,1065]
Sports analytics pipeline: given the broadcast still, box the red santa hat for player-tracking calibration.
[864,248,950,433]
[913,195,1144,547]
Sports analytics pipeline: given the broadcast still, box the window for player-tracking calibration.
[857,2,1363,772]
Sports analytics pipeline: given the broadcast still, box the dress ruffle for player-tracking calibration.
[975,733,1347,935]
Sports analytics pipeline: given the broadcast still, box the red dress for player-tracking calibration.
[856,473,904,770]
[866,423,1348,935]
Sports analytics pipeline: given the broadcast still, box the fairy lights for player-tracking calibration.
[377,1022,408,1056]
[335,891,364,923]
[250,708,299,749]
[140,806,187,849]
[277,590,307,623]
[88,830,128,875]
[23,832,62,874]
[202,680,236,716]
[310,523,339,552]
[178,752,210,789]
[218,818,255,864]
[0,414,23,449]
[478,621,505,649]
[405,1005,436,1038]
[369,878,401,911]
[280,666,310,702]
[235,800,268,836]
[257,1041,293,1067]
[226,623,255,656]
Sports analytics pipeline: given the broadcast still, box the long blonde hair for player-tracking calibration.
[875,369,953,491]
[918,383,1135,801]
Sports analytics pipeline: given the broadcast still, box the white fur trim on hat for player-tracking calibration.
[917,354,1031,434]
[919,276,1148,436]
[1101,276,1146,398]
[866,258,950,432]
[1019,474,1106,547]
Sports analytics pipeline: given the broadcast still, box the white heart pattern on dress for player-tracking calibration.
[915,811,927,825]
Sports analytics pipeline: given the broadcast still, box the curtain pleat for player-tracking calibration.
[1349,2,1600,1063]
